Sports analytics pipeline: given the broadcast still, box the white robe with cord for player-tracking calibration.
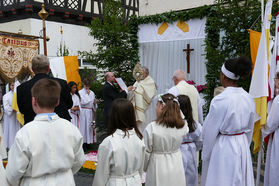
[0,121,7,159]
[3,90,21,149]
[69,93,81,128]
[262,95,279,186]
[180,121,202,186]
[6,114,85,186]
[92,129,145,186]
[201,87,255,186]
[79,88,97,144]
[143,121,189,186]
[0,154,9,186]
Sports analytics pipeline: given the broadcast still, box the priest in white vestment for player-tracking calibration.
[168,70,203,124]
[129,66,156,132]
[262,73,279,186]
[201,57,255,186]
[3,83,21,149]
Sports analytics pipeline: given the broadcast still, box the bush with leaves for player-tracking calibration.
[80,0,138,86]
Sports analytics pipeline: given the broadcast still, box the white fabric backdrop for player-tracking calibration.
[138,18,206,42]
[138,18,207,125]
[140,38,207,124]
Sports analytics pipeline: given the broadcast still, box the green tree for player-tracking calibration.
[203,0,263,113]
[80,0,138,85]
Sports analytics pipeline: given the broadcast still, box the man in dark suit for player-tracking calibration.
[17,55,73,124]
[102,72,133,121]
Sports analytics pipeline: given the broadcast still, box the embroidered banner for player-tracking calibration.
[0,34,39,82]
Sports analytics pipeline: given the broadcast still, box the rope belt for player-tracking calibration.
[110,171,139,179]
[182,141,193,144]
[221,132,245,136]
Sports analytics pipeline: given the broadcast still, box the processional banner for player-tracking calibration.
[0,34,39,82]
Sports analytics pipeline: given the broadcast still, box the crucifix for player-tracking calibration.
[183,43,194,74]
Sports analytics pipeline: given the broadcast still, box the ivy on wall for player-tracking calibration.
[128,0,279,113]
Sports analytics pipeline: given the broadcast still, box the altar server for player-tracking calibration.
[178,95,202,186]
[92,98,145,186]
[262,72,279,186]
[3,82,21,149]
[201,56,255,186]
[6,79,85,186]
[68,81,81,128]
[143,93,189,186]
[79,79,97,144]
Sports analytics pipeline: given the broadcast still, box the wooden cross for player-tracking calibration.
[183,43,194,73]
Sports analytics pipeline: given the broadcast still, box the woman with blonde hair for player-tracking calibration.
[143,93,189,186]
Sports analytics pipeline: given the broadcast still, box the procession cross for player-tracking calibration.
[183,43,194,73]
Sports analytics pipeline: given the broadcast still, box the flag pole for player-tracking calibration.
[256,135,263,186]
[261,0,264,23]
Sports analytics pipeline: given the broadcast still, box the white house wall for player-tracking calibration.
[139,0,215,16]
[0,18,97,57]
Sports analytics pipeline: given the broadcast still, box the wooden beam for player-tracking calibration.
[90,0,94,15]
[126,0,131,18]
[133,0,135,15]
[78,0,81,11]
[97,0,101,15]
[0,30,43,40]
[82,0,87,12]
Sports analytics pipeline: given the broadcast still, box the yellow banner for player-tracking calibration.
[0,35,39,82]
[64,56,82,90]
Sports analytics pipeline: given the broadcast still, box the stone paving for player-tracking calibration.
[74,172,94,186]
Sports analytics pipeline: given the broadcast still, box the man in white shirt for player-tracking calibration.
[168,70,203,124]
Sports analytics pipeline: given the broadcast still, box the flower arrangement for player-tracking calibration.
[82,151,98,170]
[186,80,207,93]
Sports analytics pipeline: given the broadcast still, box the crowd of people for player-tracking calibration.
[0,54,278,186]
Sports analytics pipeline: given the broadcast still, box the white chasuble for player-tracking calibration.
[129,76,156,124]
[175,81,199,122]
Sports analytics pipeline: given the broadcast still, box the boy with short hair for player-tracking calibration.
[6,78,85,186]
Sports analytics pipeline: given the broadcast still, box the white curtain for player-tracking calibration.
[138,18,207,125]
[139,38,207,124]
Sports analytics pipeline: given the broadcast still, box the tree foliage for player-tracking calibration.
[80,0,138,85]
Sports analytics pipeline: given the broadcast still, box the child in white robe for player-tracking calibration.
[143,93,189,186]
[79,79,97,144]
[0,138,8,186]
[6,79,85,186]
[92,98,145,186]
[262,72,279,186]
[68,81,81,128]
[178,95,202,186]
[202,56,255,186]
[3,82,21,149]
